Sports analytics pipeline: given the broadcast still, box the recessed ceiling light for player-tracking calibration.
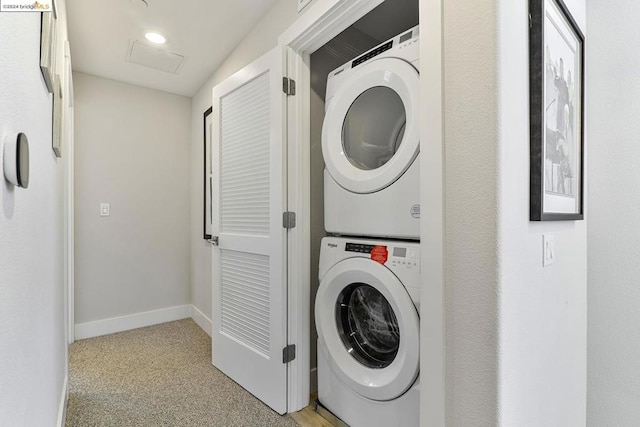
[145,32,166,44]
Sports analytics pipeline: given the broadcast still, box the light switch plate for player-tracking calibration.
[543,234,555,267]
[100,203,110,217]
[297,0,312,12]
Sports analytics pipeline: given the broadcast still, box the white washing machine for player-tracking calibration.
[322,26,420,240]
[316,236,420,427]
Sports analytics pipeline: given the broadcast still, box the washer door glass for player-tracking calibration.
[342,87,406,171]
[336,283,400,369]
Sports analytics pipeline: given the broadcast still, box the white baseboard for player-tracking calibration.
[74,305,192,340]
[310,367,318,394]
[191,304,212,336]
[56,375,68,427]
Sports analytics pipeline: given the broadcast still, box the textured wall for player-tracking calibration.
[0,8,69,425]
[586,1,640,425]
[443,0,500,424]
[74,72,191,324]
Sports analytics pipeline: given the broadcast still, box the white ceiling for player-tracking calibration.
[66,0,279,97]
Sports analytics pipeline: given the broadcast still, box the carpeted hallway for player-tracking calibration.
[65,319,299,427]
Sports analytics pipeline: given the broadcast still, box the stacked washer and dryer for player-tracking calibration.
[315,26,421,427]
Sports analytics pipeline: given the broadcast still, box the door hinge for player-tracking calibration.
[208,236,219,246]
[283,211,296,229]
[282,77,296,96]
[283,344,296,363]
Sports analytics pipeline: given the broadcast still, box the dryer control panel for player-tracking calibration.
[349,26,419,70]
[325,25,420,103]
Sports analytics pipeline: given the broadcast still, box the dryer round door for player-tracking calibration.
[315,257,420,401]
[322,57,420,194]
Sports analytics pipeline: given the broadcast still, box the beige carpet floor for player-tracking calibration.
[66,319,299,427]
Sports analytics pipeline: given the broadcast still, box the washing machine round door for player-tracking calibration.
[315,257,420,401]
[322,57,420,194]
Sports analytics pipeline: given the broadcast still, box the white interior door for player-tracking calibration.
[211,47,288,414]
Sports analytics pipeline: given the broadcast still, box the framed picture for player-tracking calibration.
[203,106,213,240]
[52,73,63,157]
[529,0,584,221]
[40,11,56,94]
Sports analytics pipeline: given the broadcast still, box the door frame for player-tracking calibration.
[419,1,445,425]
[278,0,444,420]
[279,0,385,412]
[64,41,75,345]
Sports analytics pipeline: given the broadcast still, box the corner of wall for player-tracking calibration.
[444,0,501,424]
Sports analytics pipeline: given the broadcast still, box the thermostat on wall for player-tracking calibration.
[3,132,29,188]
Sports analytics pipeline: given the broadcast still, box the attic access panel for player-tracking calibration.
[126,40,184,74]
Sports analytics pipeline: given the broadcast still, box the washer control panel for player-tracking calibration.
[344,241,418,269]
[320,236,421,306]
[345,242,376,253]
[389,246,419,269]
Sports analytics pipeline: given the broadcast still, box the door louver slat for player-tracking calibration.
[219,72,270,236]
[220,249,271,357]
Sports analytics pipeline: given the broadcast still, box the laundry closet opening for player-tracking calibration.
[308,0,419,396]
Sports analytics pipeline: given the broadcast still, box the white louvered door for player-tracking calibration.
[211,48,288,414]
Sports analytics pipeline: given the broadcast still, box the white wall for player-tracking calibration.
[190,0,317,327]
[74,72,191,327]
[0,5,71,425]
[496,0,587,425]
[586,1,640,425]
[442,0,587,425]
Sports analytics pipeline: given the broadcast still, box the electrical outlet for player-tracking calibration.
[100,203,110,217]
[543,234,555,267]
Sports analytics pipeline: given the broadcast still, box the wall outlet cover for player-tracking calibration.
[100,203,110,217]
[543,234,555,267]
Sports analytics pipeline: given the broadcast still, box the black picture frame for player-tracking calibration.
[40,11,56,94]
[52,73,63,157]
[203,106,213,240]
[529,0,585,221]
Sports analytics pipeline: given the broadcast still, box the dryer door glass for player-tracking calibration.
[336,283,400,369]
[342,86,406,171]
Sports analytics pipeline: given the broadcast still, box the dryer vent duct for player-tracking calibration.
[126,40,184,74]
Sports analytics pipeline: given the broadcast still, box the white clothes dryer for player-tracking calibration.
[322,26,420,240]
[316,236,420,427]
